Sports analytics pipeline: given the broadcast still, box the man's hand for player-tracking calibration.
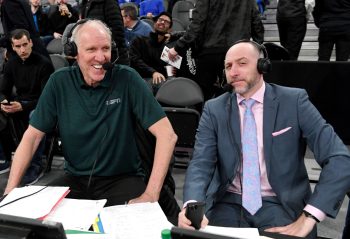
[265,213,316,237]
[128,191,159,204]
[54,32,63,39]
[178,208,209,230]
[1,101,22,113]
[168,47,178,62]
[152,72,166,84]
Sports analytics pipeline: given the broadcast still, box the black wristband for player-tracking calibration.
[303,210,320,223]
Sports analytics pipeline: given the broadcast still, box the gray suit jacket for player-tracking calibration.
[184,83,350,220]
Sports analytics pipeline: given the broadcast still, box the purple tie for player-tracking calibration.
[241,99,262,215]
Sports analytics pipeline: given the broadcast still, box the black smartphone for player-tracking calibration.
[1,102,11,106]
[185,202,205,230]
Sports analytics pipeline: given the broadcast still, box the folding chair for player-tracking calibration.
[156,77,204,168]
[171,0,195,29]
[49,54,69,70]
[46,38,64,54]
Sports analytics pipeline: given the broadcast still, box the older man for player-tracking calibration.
[4,20,177,208]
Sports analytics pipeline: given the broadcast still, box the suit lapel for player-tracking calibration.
[226,93,242,153]
[263,84,279,176]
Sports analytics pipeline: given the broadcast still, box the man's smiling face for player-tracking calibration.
[75,23,112,87]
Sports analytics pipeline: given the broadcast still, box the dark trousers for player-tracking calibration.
[0,113,43,169]
[277,16,307,60]
[318,32,350,61]
[207,192,317,239]
[195,52,226,101]
[49,173,146,207]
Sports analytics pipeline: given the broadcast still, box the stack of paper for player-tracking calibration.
[100,202,173,239]
[45,198,107,231]
[0,186,69,219]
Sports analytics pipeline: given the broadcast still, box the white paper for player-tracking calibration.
[0,186,69,219]
[100,202,173,239]
[201,225,261,239]
[44,198,107,231]
[161,46,182,69]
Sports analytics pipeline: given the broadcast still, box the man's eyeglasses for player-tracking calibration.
[157,18,171,25]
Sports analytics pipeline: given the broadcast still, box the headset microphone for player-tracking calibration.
[102,61,114,70]
[222,84,233,93]
[102,47,119,70]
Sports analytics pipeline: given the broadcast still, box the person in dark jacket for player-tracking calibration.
[80,0,130,65]
[130,12,196,92]
[276,0,307,60]
[0,29,54,184]
[313,0,350,61]
[29,0,53,46]
[47,0,79,39]
[168,0,263,101]
[0,0,51,61]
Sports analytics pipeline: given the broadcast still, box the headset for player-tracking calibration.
[221,39,272,89]
[63,18,117,58]
[231,39,272,74]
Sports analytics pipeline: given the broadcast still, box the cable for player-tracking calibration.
[86,65,118,190]
[0,186,48,209]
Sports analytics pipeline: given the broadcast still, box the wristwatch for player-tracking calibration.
[303,210,320,223]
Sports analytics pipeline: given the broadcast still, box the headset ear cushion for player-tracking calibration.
[63,42,78,57]
[257,58,272,74]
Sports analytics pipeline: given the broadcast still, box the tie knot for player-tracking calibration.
[242,98,255,109]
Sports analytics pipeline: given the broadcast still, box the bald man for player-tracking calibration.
[179,40,350,239]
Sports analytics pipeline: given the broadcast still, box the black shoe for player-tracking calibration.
[22,165,44,185]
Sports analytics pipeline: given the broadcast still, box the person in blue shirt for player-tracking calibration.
[121,4,153,47]
[139,0,165,18]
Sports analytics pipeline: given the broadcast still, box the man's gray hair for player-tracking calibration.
[71,19,112,46]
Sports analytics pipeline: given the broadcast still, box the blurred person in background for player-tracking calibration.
[139,0,165,19]
[80,0,130,65]
[0,0,51,60]
[313,0,350,61]
[47,0,79,39]
[121,4,153,48]
[276,0,307,60]
[168,0,263,101]
[29,0,53,46]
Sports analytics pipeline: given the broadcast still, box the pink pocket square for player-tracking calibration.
[272,127,292,137]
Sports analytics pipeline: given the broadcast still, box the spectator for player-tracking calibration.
[47,0,79,39]
[121,4,153,47]
[276,0,307,60]
[139,0,165,18]
[3,20,177,210]
[168,0,264,101]
[80,0,130,65]
[313,0,350,61]
[0,29,54,184]
[0,0,51,61]
[130,12,195,93]
[29,0,53,46]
